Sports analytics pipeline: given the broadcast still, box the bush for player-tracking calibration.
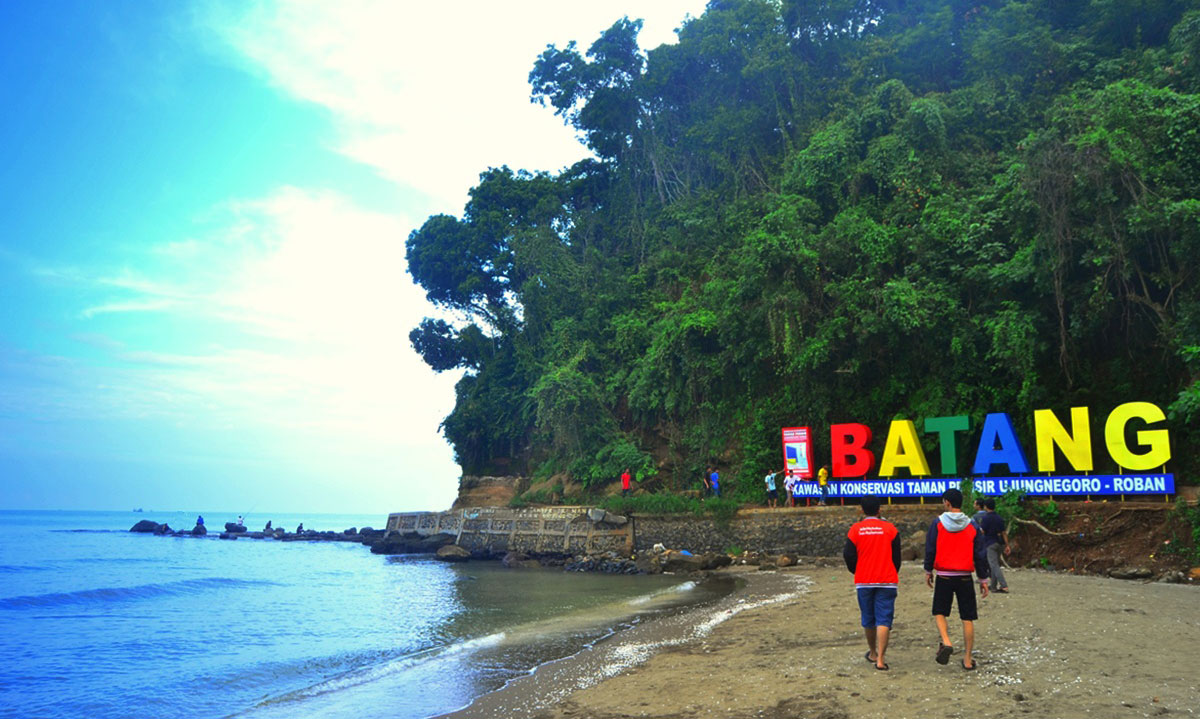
[1165,498,1200,564]
[1035,498,1060,528]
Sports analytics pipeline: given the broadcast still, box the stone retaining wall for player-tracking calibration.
[388,506,937,558]
[387,507,632,556]
[632,509,930,556]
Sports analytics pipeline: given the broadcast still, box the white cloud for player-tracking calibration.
[203,0,707,210]
[33,187,462,509]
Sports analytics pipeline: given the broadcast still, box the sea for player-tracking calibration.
[0,509,729,719]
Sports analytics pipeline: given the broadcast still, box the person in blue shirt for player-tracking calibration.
[709,468,721,497]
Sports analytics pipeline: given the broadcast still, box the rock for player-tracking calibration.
[191,524,207,536]
[343,527,357,535]
[435,545,471,562]
[901,532,926,562]
[153,523,171,535]
[130,520,161,533]
[1158,571,1185,584]
[661,550,704,573]
[776,554,796,568]
[219,532,237,540]
[224,522,247,533]
[1108,567,1153,580]
[501,552,543,569]
[701,553,733,570]
[586,508,628,526]
[634,553,663,574]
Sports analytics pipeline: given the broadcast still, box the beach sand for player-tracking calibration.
[444,563,1198,719]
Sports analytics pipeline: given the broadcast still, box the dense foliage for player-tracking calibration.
[407,0,1200,500]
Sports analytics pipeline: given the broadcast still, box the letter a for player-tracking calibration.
[971,413,1030,475]
[879,420,931,477]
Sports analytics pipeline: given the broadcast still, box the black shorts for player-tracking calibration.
[932,575,978,621]
[767,490,778,499]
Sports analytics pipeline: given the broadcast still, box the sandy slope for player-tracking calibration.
[444,563,1198,719]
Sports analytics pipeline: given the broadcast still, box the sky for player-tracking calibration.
[0,0,708,515]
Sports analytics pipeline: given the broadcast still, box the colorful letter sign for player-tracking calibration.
[781,401,1173,498]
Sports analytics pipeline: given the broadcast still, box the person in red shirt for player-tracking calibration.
[843,494,901,671]
[621,469,632,497]
[924,488,990,670]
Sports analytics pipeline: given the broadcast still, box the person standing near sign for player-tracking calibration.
[924,488,990,670]
[844,494,901,671]
[817,465,830,506]
[764,469,780,507]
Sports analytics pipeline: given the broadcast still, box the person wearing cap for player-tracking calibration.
[924,488,990,670]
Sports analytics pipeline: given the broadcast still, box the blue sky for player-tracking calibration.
[0,1,706,514]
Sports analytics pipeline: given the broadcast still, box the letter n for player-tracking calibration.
[1033,407,1093,472]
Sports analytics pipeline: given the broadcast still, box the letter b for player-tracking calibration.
[831,423,875,477]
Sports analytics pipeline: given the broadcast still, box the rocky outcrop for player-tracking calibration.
[130,520,162,533]
[368,532,454,555]
[435,545,472,562]
[452,475,526,509]
[224,522,247,534]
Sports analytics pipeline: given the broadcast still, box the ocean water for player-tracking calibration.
[0,510,726,719]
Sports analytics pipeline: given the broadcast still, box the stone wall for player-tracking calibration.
[387,505,937,558]
[387,506,632,557]
[633,508,932,556]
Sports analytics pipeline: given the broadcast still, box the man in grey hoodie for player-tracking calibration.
[924,488,990,670]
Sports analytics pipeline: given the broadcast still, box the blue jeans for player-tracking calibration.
[856,587,898,628]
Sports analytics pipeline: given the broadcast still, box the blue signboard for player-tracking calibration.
[787,474,1174,498]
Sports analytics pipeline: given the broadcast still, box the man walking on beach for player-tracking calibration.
[844,494,901,671]
[924,488,989,671]
[979,498,1012,593]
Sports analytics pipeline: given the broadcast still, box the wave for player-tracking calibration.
[0,577,277,610]
[241,633,508,713]
[627,580,698,606]
[0,564,53,574]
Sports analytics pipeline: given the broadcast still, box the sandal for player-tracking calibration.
[962,659,977,671]
[936,643,953,665]
[875,662,889,671]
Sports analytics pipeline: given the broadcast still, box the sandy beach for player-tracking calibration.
[445,563,1198,719]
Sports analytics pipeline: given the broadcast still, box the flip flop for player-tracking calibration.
[936,643,953,665]
[875,662,889,671]
[962,659,977,671]
[864,651,875,663]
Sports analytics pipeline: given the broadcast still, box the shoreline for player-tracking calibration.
[444,564,1199,719]
[439,567,813,719]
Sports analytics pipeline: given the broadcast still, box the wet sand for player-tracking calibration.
[444,563,1199,719]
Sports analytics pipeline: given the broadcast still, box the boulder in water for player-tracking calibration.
[130,520,160,533]
[224,522,247,533]
[191,524,207,536]
[435,545,471,562]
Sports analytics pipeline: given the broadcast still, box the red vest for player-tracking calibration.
[933,521,978,574]
[847,517,899,586]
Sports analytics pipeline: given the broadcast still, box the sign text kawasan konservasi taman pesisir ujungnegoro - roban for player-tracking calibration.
[782,402,1174,498]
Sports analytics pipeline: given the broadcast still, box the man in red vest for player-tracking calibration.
[924,488,990,670]
[844,494,901,671]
